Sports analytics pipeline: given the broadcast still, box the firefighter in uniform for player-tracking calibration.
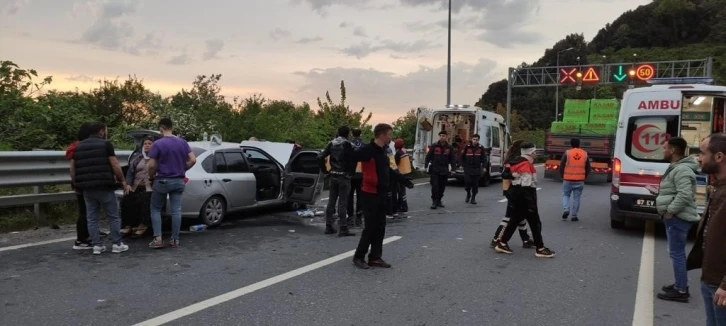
[394,138,412,213]
[558,138,590,221]
[462,133,487,204]
[425,130,456,209]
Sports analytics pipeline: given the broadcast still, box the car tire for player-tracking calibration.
[199,196,226,227]
[610,218,624,229]
[480,172,491,187]
[286,201,307,211]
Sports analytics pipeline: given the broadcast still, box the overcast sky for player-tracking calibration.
[0,0,651,124]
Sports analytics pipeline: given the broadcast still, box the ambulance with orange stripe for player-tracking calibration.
[610,84,726,229]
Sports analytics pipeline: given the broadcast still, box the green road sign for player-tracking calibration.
[613,66,627,82]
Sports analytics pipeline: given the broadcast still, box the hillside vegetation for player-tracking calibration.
[477,0,726,132]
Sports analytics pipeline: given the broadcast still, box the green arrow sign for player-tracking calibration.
[613,66,627,82]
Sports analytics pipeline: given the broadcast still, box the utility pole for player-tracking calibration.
[555,47,574,121]
[446,0,452,106]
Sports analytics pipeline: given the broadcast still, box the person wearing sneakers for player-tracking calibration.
[147,118,196,249]
[654,137,699,303]
[495,142,555,258]
[491,140,534,249]
[559,138,591,221]
[70,122,128,255]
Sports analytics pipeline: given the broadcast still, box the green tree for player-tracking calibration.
[315,80,372,140]
[392,109,417,148]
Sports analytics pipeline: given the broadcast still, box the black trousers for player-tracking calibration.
[430,174,448,202]
[355,192,387,260]
[121,189,152,227]
[75,193,90,242]
[347,177,363,220]
[500,192,544,248]
[397,183,408,212]
[464,174,481,195]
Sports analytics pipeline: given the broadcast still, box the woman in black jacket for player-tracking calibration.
[121,137,154,237]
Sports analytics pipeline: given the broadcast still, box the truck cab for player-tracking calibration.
[413,105,510,185]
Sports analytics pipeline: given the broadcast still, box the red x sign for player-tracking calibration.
[560,68,576,83]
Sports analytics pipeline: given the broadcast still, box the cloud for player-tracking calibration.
[352,26,367,37]
[294,58,498,122]
[167,53,189,65]
[79,0,163,55]
[202,39,224,60]
[339,21,350,28]
[296,36,323,44]
[399,0,542,47]
[341,39,440,59]
[2,0,28,15]
[269,28,290,41]
[293,0,373,15]
[66,74,95,83]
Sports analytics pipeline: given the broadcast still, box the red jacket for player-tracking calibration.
[65,141,79,160]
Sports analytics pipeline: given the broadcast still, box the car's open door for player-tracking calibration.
[283,150,323,204]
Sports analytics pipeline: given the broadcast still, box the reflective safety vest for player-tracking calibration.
[563,148,588,181]
[397,154,412,174]
[388,153,398,170]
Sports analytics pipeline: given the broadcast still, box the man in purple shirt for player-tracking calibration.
[147,118,196,249]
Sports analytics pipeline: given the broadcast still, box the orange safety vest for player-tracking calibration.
[563,148,588,181]
[397,154,412,174]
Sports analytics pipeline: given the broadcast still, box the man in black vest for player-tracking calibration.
[71,122,128,255]
[318,126,356,237]
[462,133,487,204]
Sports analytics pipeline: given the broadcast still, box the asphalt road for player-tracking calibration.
[0,167,707,325]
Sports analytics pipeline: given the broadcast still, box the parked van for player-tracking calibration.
[413,105,510,185]
[610,84,726,228]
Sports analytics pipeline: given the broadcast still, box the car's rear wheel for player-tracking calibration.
[199,196,226,227]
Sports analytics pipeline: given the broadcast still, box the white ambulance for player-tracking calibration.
[413,105,510,185]
[610,84,726,228]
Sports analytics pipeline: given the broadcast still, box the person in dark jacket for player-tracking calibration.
[425,130,456,209]
[121,136,154,237]
[351,124,414,269]
[491,140,533,249]
[687,133,726,323]
[65,122,93,250]
[462,134,486,204]
[71,122,128,255]
[347,128,365,226]
[318,126,356,237]
[494,142,554,258]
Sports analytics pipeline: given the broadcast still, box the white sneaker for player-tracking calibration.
[112,243,129,253]
[93,246,106,255]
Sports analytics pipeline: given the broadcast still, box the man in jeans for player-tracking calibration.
[148,118,196,249]
[655,137,699,303]
[318,126,356,237]
[688,133,726,324]
[559,138,591,221]
[71,122,128,255]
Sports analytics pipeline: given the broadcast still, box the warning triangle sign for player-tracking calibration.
[582,67,599,81]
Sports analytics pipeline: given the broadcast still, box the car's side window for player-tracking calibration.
[214,152,228,173]
[201,155,214,173]
[223,151,249,173]
[245,149,274,165]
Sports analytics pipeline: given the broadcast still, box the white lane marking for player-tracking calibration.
[536,187,542,190]
[498,198,508,203]
[0,236,76,253]
[133,236,403,326]
[632,221,654,326]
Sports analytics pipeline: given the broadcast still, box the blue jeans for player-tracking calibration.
[83,189,121,246]
[150,178,185,240]
[664,216,691,291]
[562,181,584,217]
[701,281,726,325]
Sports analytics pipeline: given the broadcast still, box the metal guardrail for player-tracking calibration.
[0,151,132,211]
